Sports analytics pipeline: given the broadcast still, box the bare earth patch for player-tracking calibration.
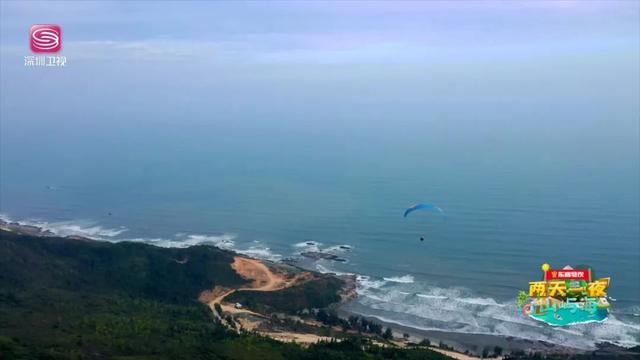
[267,332,333,344]
[198,255,481,358]
[201,255,322,342]
[231,256,312,291]
[231,256,286,290]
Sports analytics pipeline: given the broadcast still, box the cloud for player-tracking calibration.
[63,40,218,60]
[1,39,225,63]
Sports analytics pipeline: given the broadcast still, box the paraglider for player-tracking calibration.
[403,203,443,218]
[404,203,444,242]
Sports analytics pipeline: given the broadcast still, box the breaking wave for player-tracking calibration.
[236,243,282,262]
[346,272,640,350]
[356,275,387,291]
[0,214,127,239]
[315,263,354,276]
[138,233,237,249]
[294,240,322,252]
[0,215,280,261]
[384,275,415,283]
[126,235,282,261]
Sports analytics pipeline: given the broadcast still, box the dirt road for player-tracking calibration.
[204,256,311,320]
[231,256,286,291]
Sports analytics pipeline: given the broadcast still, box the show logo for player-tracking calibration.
[516,263,611,326]
[25,24,66,67]
[30,24,61,53]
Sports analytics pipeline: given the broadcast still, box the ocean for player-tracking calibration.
[1,114,638,349]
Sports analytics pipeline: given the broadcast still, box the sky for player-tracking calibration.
[1,1,638,58]
[0,1,638,140]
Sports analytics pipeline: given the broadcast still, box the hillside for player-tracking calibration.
[0,230,452,359]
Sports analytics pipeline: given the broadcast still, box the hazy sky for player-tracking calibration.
[2,1,638,59]
[0,1,638,134]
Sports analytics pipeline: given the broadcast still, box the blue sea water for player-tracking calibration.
[1,113,638,349]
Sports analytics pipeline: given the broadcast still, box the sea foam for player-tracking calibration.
[0,215,127,239]
[349,275,640,350]
[383,275,415,283]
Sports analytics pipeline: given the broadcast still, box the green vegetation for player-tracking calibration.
[0,230,246,359]
[314,311,389,338]
[347,315,384,335]
[214,302,223,316]
[1,230,247,302]
[0,231,452,359]
[226,275,343,314]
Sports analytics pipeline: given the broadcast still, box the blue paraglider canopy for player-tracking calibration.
[403,203,443,218]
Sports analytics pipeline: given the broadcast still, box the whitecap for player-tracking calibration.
[293,241,322,252]
[356,275,387,291]
[455,297,506,307]
[143,233,236,249]
[236,246,282,262]
[416,294,448,300]
[315,263,355,276]
[349,281,640,350]
[383,275,415,284]
[0,215,128,239]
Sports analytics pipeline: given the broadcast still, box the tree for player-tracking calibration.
[494,346,503,356]
[368,321,382,335]
[482,347,489,358]
[316,309,329,324]
[382,327,393,340]
[225,315,236,329]
[418,338,430,347]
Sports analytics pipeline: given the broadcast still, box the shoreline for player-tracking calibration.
[1,217,636,358]
[336,308,583,357]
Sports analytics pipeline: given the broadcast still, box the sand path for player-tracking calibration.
[205,256,311,319]
[266,332,334,344]
[204,256,477,352]
[232,256,287,291]
[202,256,330,343]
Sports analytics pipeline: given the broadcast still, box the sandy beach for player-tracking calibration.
[335,309,588,357]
